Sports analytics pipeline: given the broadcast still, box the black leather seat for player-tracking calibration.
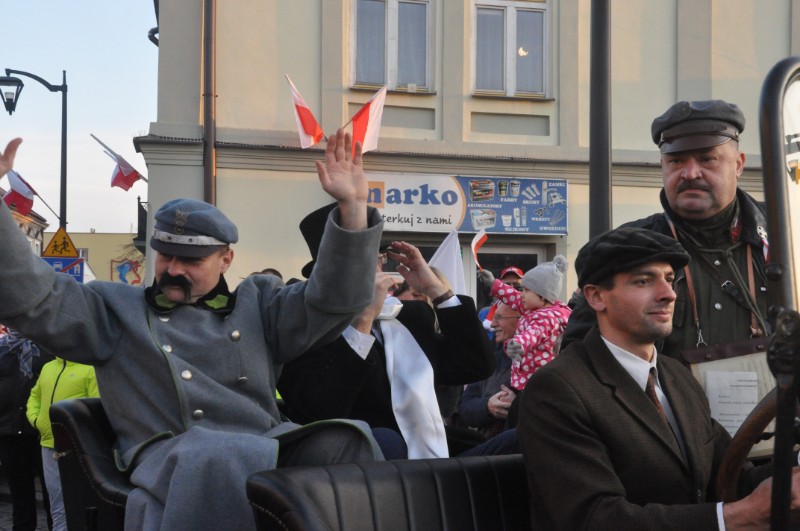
[50,397,132,531]
[246,454,531,531]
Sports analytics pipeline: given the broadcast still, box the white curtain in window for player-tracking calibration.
[357,0,387,84]
[476,7,504,91]
[516,10,543,93]
[398,1,426,86]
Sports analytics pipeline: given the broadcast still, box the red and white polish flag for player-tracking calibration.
[3,170,35,216]
[90,134,146,191]
[285,75,324,148]
[350,85,388,157]
[110,157,144,191]
[471,229,488,271]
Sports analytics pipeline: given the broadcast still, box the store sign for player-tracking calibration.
[367,174,568,235]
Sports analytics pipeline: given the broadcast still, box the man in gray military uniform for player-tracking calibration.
[0,129,383,531]
[562,100,769,363]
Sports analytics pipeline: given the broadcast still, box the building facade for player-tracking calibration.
[135,0,800,298]
[43,231,145,284]
[0,188,48,256]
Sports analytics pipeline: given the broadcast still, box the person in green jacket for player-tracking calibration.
[27,358,99,531]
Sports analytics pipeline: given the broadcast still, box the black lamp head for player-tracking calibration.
[0,76,24,115]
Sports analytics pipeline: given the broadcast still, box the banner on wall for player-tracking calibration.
[367,174,568,235]
[111,258,143,285]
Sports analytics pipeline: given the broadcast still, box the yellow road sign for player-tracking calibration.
[42,227,79,258]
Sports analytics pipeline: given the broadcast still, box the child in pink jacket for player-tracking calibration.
[480,256,572,390]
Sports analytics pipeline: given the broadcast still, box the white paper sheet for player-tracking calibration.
[704,371,759,437]
[691,351,774,457]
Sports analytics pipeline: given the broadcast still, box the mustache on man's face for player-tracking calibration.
[677,181,710,193]
[158,273,192,301]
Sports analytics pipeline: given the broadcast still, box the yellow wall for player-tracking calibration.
[44,231,146,285]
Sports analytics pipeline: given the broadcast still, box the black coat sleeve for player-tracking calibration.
[560,291,596,350]
[456,381,493,428]
[277,335,380,424]
[402,295,494,385]
[278,296,494,427]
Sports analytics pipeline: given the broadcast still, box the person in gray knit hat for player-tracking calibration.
[521,255,568,303]
[479,255,572,391]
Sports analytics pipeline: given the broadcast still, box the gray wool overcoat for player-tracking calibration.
[0,202,383,530]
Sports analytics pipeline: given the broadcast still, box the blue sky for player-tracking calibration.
[2,1,158,233]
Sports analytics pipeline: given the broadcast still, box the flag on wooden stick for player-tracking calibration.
[471,229,488,271]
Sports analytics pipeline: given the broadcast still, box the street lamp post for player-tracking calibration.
[0,69,68,228]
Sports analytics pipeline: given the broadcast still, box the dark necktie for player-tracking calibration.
[646,368,685,458]
[645,368,671,429]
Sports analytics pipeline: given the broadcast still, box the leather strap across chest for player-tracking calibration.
[666,219,763,347]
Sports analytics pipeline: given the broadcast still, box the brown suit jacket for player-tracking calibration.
[518,327,754,531]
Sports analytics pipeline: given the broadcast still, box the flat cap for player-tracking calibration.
[150,198,238,258]
[651,100,745,154]
[575,227,690,288]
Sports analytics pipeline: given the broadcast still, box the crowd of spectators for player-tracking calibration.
[2,97,798,529]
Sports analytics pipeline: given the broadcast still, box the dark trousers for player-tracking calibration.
[276,422,386,467]
[369,428,407,460]
[458,428,519,457]
[0,433,50,531]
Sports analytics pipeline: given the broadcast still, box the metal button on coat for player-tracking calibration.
[163,345,173,353]
[159,315,169,322]
[713,259,721,266]
[192,410,204,420]
[237,376,248,385]
[231,330,241,341]
[181,370,192,380]
[714,303,723,310]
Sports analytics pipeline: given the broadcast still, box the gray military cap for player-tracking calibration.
[150,198,238,258]
[651,100,745,154]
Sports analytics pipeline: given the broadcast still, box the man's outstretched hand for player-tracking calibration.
[387,241,450,301]
[352,272,397,334]
[0,138,22,179]
[315,128,367,231]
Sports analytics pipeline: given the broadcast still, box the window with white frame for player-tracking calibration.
[474,0,548,97]
[353,0,433,92]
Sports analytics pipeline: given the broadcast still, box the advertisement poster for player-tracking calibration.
[367,174,568,235]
